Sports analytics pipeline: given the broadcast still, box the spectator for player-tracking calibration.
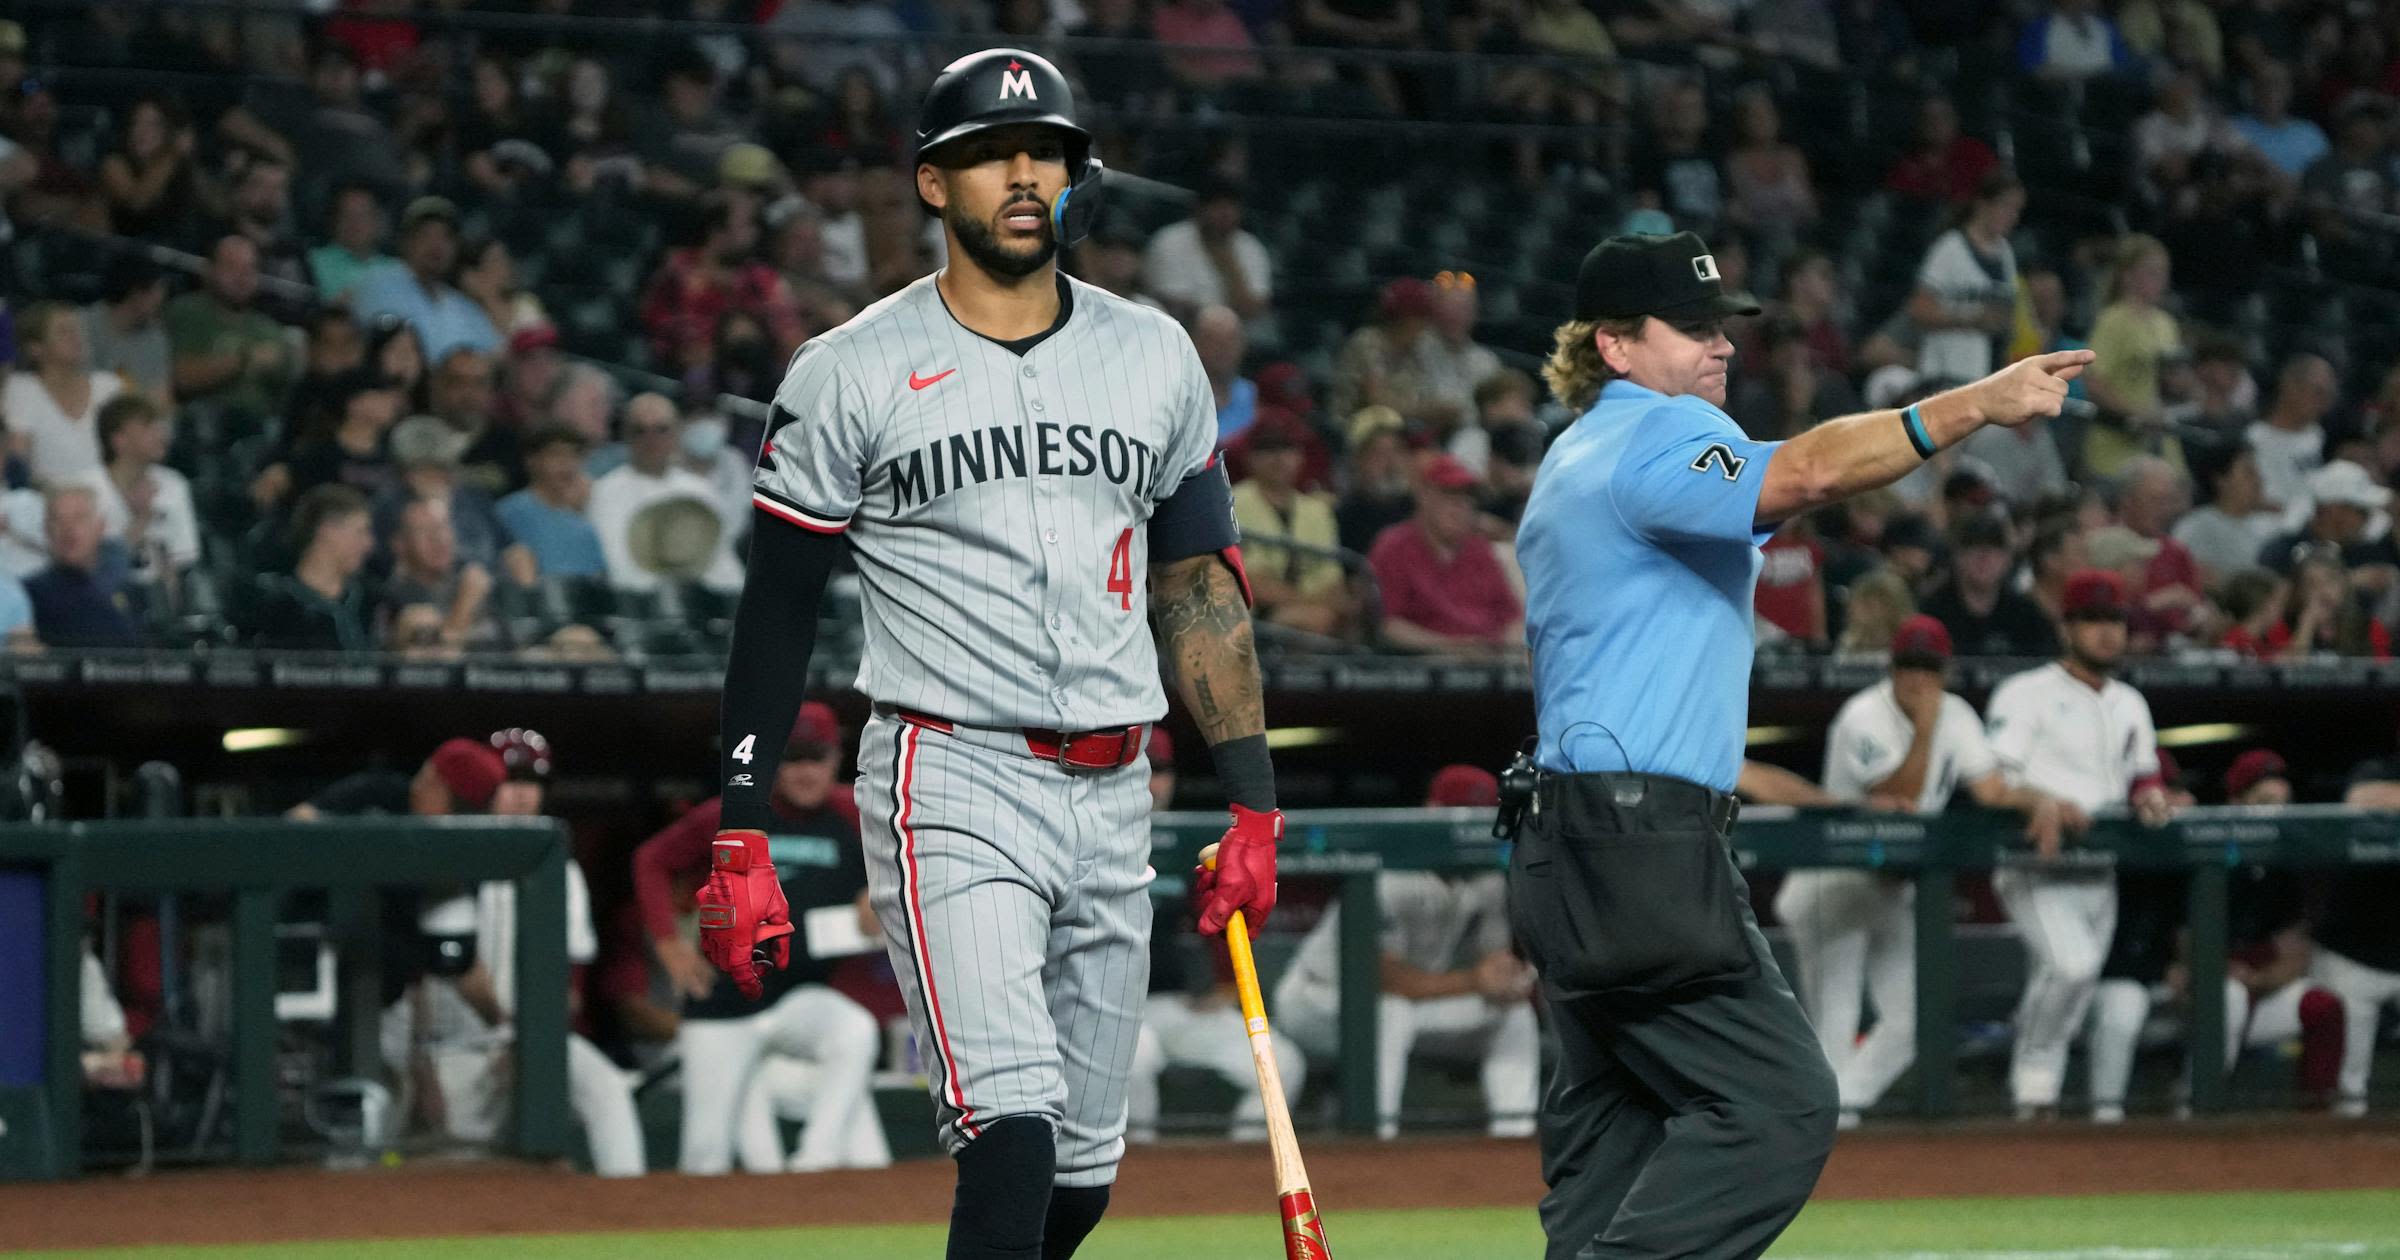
[380,495,500,651]
[5,302,124,486]
[765,0,915,98]
[1921,514,2060,658]
[2113,456,2208,643]
[2175,448,2280,584]
[2256,461,2400,579]
[1884,95,1999,205]
[1834,567,1915,661]
[767,202,865,322]
[496,325,565,432]
[1729,315,1863,443]
[551,57,645,194]
[2017,0,2135,81]
[245,484,375,651]
[2025,520,2089,628]
[281,370,404,504]
[241,41,408,204]
[1274,765,1538,1140]
[1451,368,1537,476]
[674,407,750,544]
[1484,419,1543,526]
[2180,336,2258,441]
[2082,236,2187,478]
[638,192,804,374]
[2246,353,2336,515]
[353,198,502,365]
[2015,268,2088,397]
[1141,179,1273,329]
[199,154,310,301]
[1332,279,1454,440]
[96,95,201,241]
[455,52,552,203]
[368,317,426,404]
[429,347,518,497]
[812,67,906,169]
[1629,79,1720,233]
[2133,69,2238,204]
[63,395,199,589]
[1369,455,1524,656]
[795,154,871,298]
[1746,0,1841,67]
[1776,248,1851,378]
[497,425,606,581]
[2215,567,2286,656]
[1336,405,1415,554]
[165,235,295,421]
[1234,414,1358,639]
[1910,173,2024,387]
[548,363,626,474]
[1420,273,1503,438]
[1156,0,1266,90]
[1754,519,1827,648]
[634,50,744,202]
[376,414,533,585]
[2229,62,2328,182]
[26,486,143,649]
[588,393,740,594]
[1296,0,1421,115]
[1187,304,1259,446]
[1490,0,1623,181]
[80,255,172,407]
[1724,87,1818,236]
[2116,0,2221,80]
[2224,547,2390,658]
[1833,0,1918,79]
[455,238,548,343]
[2299,100,2392,267]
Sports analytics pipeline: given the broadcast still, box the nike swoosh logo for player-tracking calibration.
[909,369,957,391]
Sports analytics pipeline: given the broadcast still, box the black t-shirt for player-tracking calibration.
[287,437,399,502]
[683,803,868,1020]
[244,574,375,653]
[1920,582,2061,658]
[1335,490,1412,556]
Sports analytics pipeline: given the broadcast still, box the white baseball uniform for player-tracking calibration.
[1273,871,1538,1140]
[1984,661,2160,1109]
[1775,680,1997,1114]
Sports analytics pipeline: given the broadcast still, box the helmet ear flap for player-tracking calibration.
[1053,156,1105,248]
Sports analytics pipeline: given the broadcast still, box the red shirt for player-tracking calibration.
[629,786,860,944]
[2224,618,2393,659]
[1753,532,1825,644]
[638,249,806,366]
[1884,137,1999,204]
[1368,519,1521,641]
[2131,535,2204,641]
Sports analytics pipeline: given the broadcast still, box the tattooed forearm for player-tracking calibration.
[1150,555,1265,746]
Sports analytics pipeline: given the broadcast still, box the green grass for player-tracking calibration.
[18,1190,2400,1259]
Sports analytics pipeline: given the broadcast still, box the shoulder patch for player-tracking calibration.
[1689,443,1746,481]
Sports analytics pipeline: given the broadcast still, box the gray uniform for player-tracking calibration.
[755,273,1218,1183]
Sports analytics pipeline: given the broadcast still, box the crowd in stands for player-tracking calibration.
[6,2,2400,660]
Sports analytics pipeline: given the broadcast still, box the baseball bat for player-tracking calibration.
[1200,843,1331,1260]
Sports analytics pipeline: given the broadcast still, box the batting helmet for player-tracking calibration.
[913,48,1106,246]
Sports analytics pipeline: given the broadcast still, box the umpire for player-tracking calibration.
[1508,231,2091,1259]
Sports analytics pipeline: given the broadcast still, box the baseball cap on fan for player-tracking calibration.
[1574,231,1763,324]
[784,701,842,761]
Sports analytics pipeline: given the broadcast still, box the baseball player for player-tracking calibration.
[2087,749,2344,1120]
[697,49,1280,1260]
[2310,748,2400,1117]
[1127,728,1304,1143]
[1774,616,2081,1126]
[1509,229,2089,1259]
[1275,764,1538,1140]
[630,703,887,1174]
[1984,569,2177,1120]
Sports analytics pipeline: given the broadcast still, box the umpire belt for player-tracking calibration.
[1534,771,1740,834]
[880,703,1147,771]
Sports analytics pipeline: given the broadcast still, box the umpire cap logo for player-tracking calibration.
[1692,254,1721,282]
[1001,61,1038,100]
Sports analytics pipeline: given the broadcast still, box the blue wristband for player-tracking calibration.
[1900,404,1937,460]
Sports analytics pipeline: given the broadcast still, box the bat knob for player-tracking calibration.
[1198,842,1220,872]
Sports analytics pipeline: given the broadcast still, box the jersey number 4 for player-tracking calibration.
[1690,443,1746,481]
[1106,528,1135,611]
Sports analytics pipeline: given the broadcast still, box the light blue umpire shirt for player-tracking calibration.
[1518,378,1784,792]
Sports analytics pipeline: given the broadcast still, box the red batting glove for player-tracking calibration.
[1194,805,1282,935]
[696,829,793,1000]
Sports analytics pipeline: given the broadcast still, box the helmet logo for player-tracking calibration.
[1001,60,1037,100]
[1692,254,1720,282]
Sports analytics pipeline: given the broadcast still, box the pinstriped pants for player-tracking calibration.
[856,711,1154,1187]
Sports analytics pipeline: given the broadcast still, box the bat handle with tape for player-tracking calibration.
[1202,843,1332,1260]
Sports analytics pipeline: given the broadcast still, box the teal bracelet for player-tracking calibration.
[1900,404,1937,460]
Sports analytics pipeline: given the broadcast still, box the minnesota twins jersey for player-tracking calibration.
[753,274,1219,730]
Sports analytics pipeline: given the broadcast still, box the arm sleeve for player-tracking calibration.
[632,797,723,943]
[717,519,843,832]
[1147,329,1250,596]
[1607,402,1781,546]
[1984,678,2039,779]
[753,341,869,534]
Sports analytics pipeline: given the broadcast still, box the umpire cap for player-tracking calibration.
[913,48,1104,244]
[1574,231,1762,323]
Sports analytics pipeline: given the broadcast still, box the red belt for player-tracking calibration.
[893,708,1146,771]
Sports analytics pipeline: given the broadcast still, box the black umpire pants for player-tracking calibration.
[1508,772,1838,1260]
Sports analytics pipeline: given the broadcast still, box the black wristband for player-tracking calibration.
[1208,732,1277,814]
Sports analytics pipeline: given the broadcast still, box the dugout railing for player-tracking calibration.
[1151,803,2400,1130]
[0,817,572,1180]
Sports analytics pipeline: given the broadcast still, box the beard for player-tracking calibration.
[2066,635,2121,676]
[948,203,1055,280]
